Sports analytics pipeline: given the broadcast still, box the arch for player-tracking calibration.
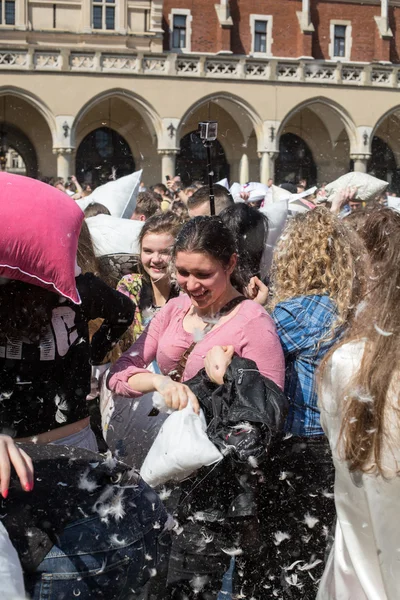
[368,136,399,192]
[72,88,162,147]
[371,106,400,142]
[177,92,264,149]
[277,96,358,152]
[0,86,57,145]
[76,126,135,187]
[176,131,229,185]
[275,133,317,186]
[0,123,38,177]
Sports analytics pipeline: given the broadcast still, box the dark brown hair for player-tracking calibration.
[172,216,247,290]
[84,202,111,219]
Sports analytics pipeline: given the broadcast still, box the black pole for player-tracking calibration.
[206,142,215,216]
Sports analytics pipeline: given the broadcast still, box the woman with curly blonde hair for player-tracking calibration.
[260,207,366,599]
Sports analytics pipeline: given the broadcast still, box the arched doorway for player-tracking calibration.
[275,133,317,186]
[76,127,135,187]
[0,123,37,177]
[176,131,229,186]
[368,137,398,192]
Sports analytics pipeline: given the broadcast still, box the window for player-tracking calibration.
[92,0,115,31]
[172,15,187,49]
[0,0,15,25]
[254,20,267,53]
[329,20,352,60]
[250,15,273,56]
[169,9,191,52]
[334,25,346,58]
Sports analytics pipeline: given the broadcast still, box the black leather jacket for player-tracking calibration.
[175,356,288,521]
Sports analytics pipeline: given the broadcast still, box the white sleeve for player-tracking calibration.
[0,522,26,599]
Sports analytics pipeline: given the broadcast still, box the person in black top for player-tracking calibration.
[0,272,134,448]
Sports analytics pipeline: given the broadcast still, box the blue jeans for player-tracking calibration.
[25,480,171,600]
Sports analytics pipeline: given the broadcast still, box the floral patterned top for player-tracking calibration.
[117,273,181,344]
[117,273,148,342]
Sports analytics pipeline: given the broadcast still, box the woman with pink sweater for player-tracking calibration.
[109,216,285,600]
[109,217,284,405]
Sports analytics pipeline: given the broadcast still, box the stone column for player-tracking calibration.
[82,0,92,33]
[116,0,127,34]
[259,151,278,184]
[351,155,369,173]
[54,148,73,180]
[239,153,249,184]
[159,151,177,181]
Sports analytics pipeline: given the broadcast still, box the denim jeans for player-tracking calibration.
[25,479,171,600]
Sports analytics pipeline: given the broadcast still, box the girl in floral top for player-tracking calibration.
[117,212,186,346]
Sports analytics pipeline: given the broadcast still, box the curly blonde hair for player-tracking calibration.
[271,207,366,336]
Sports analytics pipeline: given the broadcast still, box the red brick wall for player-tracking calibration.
[162,0,399,64]
[311,2,383,62]
[389,6,400,63]
[162,0,222,53]
[229,0,302,56]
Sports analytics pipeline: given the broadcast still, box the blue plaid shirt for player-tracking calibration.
[272,295,338,437]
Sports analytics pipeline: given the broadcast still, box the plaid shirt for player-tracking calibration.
[272,295,338,437]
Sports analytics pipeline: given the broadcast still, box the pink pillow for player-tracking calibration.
[0,173,84,304]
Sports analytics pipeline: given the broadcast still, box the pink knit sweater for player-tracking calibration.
[109,295,285,396]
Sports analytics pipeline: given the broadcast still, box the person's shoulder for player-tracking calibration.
[162,294,191,313]
[239,299,275,325]
[330,340,365,370]
[274,294,336,324]
[276,294,334,311]
[324,340,365,398]
[119,273,142,286]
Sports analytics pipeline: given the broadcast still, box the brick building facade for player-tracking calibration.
[0,1,399,189]
[162,0,396,62]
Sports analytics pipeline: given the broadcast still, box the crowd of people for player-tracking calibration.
[0,165,399,600]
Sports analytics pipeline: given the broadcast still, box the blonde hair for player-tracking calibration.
[271,207,365,337]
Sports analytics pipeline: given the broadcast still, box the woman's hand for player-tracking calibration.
[0,435,34,499]
[204,345,235,386]
[246,276,269,305]
[153,375,200,414]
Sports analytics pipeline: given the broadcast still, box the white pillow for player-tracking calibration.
[86,214,143,256]
[216,178,230,191]
[387,197,400,213]
[140,401,223,488]
[260,200,289,277]
[325,172,388,203]
[271,185,292,203]
[77,170,143,218]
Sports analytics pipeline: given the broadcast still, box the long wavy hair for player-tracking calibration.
[321,208,400,475]
[271,207,365,338]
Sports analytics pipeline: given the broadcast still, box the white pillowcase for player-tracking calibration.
[260,199,289,277]
[325,172,388,202]
[86,214,143,257]
[77,170,142,218]
[140,401,223,488]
